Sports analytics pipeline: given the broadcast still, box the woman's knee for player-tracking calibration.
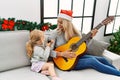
[87,57,98,64]
[96,57,108,62]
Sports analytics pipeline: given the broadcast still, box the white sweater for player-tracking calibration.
[31,46,51,63]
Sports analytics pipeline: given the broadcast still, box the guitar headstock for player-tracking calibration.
[101,16,114,25]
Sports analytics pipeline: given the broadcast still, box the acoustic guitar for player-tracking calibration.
[53,16,114,71]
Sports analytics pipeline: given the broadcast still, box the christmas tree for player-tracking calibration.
[107,26,120,55]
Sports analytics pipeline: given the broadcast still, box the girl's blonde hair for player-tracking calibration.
[26,29,43,58]
[57,18,82,41]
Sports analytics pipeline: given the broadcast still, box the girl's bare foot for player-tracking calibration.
[41,70,50,75]
[52,76,62,80]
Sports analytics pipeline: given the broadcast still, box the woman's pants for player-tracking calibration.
[73,54,120,76]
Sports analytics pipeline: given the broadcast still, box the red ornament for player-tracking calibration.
[41,25,49,31]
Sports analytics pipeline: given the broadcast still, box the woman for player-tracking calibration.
[50,9,120,76]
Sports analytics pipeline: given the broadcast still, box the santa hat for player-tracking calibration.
[58,9,73,21]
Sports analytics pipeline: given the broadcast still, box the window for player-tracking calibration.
[41,0,96,34]
[105,0,120,35]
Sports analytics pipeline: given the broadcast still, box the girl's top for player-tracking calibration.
[31,45,51,63]
[30,30,57,63]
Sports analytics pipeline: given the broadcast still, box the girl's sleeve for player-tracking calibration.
[44,46,51,61]
[44,30,58,58]
[34,46,51,61]
[50,50,57,58]
[49,30,58,58]
[45,30,57,50]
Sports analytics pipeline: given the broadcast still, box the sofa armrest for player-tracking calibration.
[103,49,120,70]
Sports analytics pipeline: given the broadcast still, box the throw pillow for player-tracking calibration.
[86,39,110,56]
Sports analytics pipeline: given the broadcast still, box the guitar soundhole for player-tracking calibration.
[71,44,77,50]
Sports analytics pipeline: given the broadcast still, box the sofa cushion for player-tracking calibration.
[0,66,49,80]
[55,68,120,80]
[103,49,120,70]
[86,39,110,56]
[0,30,30,72]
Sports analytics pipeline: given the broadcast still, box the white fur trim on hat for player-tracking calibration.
[58,13,72,21]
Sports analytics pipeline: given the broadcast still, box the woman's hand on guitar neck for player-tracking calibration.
[60,50,76,59]
[91,29,98,37]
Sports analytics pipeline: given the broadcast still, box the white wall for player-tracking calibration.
[0,0,40,23]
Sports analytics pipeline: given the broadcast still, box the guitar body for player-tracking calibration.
[53,36,87,71]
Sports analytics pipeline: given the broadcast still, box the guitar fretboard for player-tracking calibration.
[76,23,103,47]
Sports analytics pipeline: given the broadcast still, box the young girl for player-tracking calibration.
[26,29,62,80]
[50,9,120,76]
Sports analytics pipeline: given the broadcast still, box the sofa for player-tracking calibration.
[0,30,120,80]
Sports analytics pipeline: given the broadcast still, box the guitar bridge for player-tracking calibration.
[63,57,68,62]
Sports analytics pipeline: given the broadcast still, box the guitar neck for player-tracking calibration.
[70,16,114,52]
[85,23,104,39]
[76,23,104,47]
[93,23,104,30]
